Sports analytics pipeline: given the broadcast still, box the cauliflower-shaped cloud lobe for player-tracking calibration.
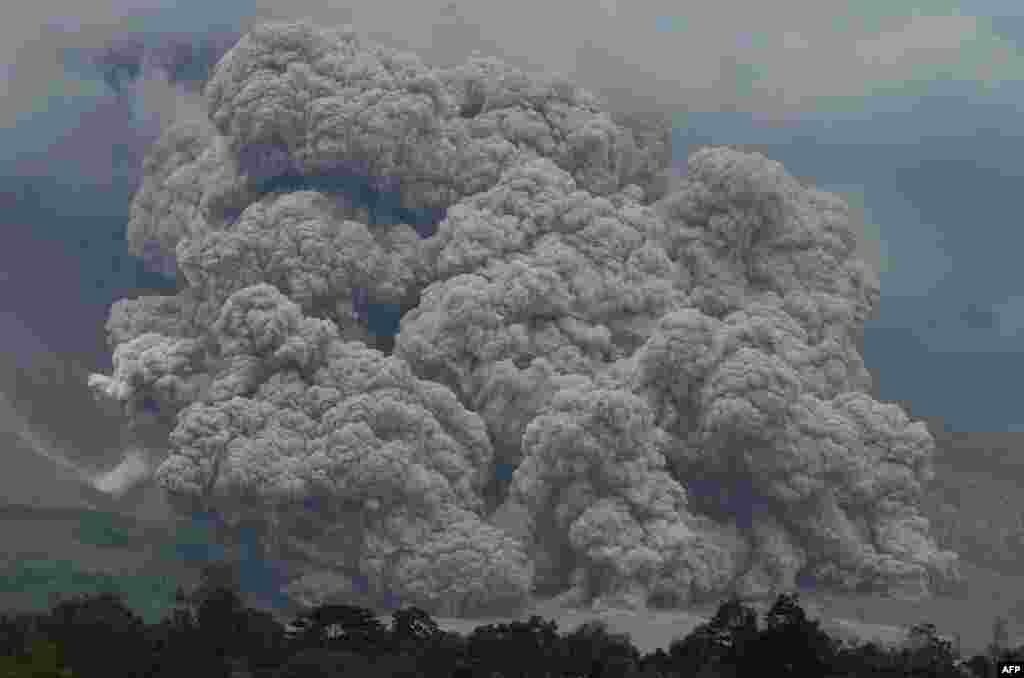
[201,20,661,222]
[127,117,259,276]
[176,189,425,333]
[89,19,960,615]
[653,147,880,335]
[389,505,535,617]
[144,285,524,615]
[508,384,741,608]
[87,332,210,424]
[396,155,686,469]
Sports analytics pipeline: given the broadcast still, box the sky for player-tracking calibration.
[2,0,1023,447]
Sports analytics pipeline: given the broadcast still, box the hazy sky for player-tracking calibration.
[3,1,1024,431]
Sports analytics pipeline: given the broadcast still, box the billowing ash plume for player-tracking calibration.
[88,20,961,618]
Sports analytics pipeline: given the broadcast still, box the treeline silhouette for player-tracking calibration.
[0,563,1021,677]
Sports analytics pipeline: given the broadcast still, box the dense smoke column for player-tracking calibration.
[89,19,960,614]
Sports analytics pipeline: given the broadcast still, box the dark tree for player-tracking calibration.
[41,591,150,678]
[668,595,758,676]
[272,648,372,678]
[562,619,639,678]
[466,616,567,678]
[0,637,74,678]
[290,603,389,657]
[390,605,443,660]
[965,653,994,678]
[833,641,901,676]
[194,584,247,661]
[898,622,960,676]
[233,607,290,674]
[744,593,840,677]
[420,630,471,678]
[0,612,40,659]
[154,560,254,676]
[274,645,417,678]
